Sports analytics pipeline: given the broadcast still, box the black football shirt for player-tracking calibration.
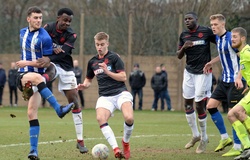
[44,22,77,71]
[178,26,216,74]
[86,51,128,96]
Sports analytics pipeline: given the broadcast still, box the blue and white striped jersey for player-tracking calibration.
[216,31,239,83]
[19,27,53,74]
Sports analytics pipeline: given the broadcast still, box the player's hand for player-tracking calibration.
[16,60,28,68]
[53,47,65,54]
[242,86,249,95]
[183,41,193,49]
[235,78,243,90]
[203,62,212,74]
[77,83,88,90]
[98,62,108,73]
[37,57,50,68]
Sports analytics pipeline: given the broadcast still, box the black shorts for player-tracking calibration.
[16,72,27,92]
[211,81,246,108]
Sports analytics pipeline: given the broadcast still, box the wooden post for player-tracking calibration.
[79,12,85,72]
[177,13,184,111]
[127,11,133,76]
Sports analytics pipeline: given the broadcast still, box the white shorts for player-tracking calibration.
[54,65,77,93]
[96,91,133,114]
[182,69,212,102]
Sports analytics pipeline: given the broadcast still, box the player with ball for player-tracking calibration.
[78,32,134,159]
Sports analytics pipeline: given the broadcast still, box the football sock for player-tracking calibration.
[123,122,134,143]
[186,111,200,137]
[29,119,40,152]
[100,123,118,149]
[232,127,241,145]
[243,116,250,134]
[198,113,207,140]
[232,120,250,149]
[37,82,60,111]
[72,108,83,141]
[208,108,227,136]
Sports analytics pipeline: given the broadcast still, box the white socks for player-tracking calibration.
[123,123,134,143]
[72,112,83,140]
[101,125,118,149]
[186,112,200,137]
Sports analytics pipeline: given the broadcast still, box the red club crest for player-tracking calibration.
[60,37,65,43]
[198,32,203,38]
[104,58,109,64]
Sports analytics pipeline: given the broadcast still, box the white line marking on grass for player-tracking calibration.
[0,134,217,148]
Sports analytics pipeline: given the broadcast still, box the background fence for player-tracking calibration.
[1,54,222,111]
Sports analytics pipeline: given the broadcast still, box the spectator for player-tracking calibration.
[0,61,6,107]
[151,66,166,111]
[160,64,174,111]
[8,62,18,107]
[73,60,85,108]
[129,63,146,110]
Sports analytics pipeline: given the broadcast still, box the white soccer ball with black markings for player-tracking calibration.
[91,143,109,159]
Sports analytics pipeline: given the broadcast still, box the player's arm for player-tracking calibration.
[176,41,193,59]
[77,78,92,90]
[235,67,244,89]
[16,60,43,68]
[99,62,127,82]
[203,56,220,74]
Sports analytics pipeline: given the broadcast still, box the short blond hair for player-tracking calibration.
[94,32,109,41]
[210,14,226,22]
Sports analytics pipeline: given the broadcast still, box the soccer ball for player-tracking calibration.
[91,143,109,159]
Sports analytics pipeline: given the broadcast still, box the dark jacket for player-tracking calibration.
[73,67,83,84]
[151,72,166,92]
[129,70,146,89]
[0,68,6,87]
[161,70,168,89]
[8,69,18,87]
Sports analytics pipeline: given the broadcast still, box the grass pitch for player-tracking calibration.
[0,107,235,160]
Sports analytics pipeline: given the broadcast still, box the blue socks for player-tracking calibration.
[208,108,227,134]
[29,120,40,152]
[37,82,60,112]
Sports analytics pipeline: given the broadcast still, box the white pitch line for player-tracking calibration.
[0,134,217,148]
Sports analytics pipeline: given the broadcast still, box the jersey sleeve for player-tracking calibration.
[178,33,184,49]
[42,32,53,56]
[113,53,125,72]
[61,33,77,55]
[86,59,95,79]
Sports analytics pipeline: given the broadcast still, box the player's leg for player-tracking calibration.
[64,89,88,153]
[222,83,245,157]
[119,91,134,159]
[18,72,73,118]
[193,73,211,153]
[78,90,84,108]
[182,69,200,149]
[42,63,57,83]
[207,82,232,152]
[27,92,40,160]
[57,68,88,153]
[96,96,124,158]
[229,93,250,160]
